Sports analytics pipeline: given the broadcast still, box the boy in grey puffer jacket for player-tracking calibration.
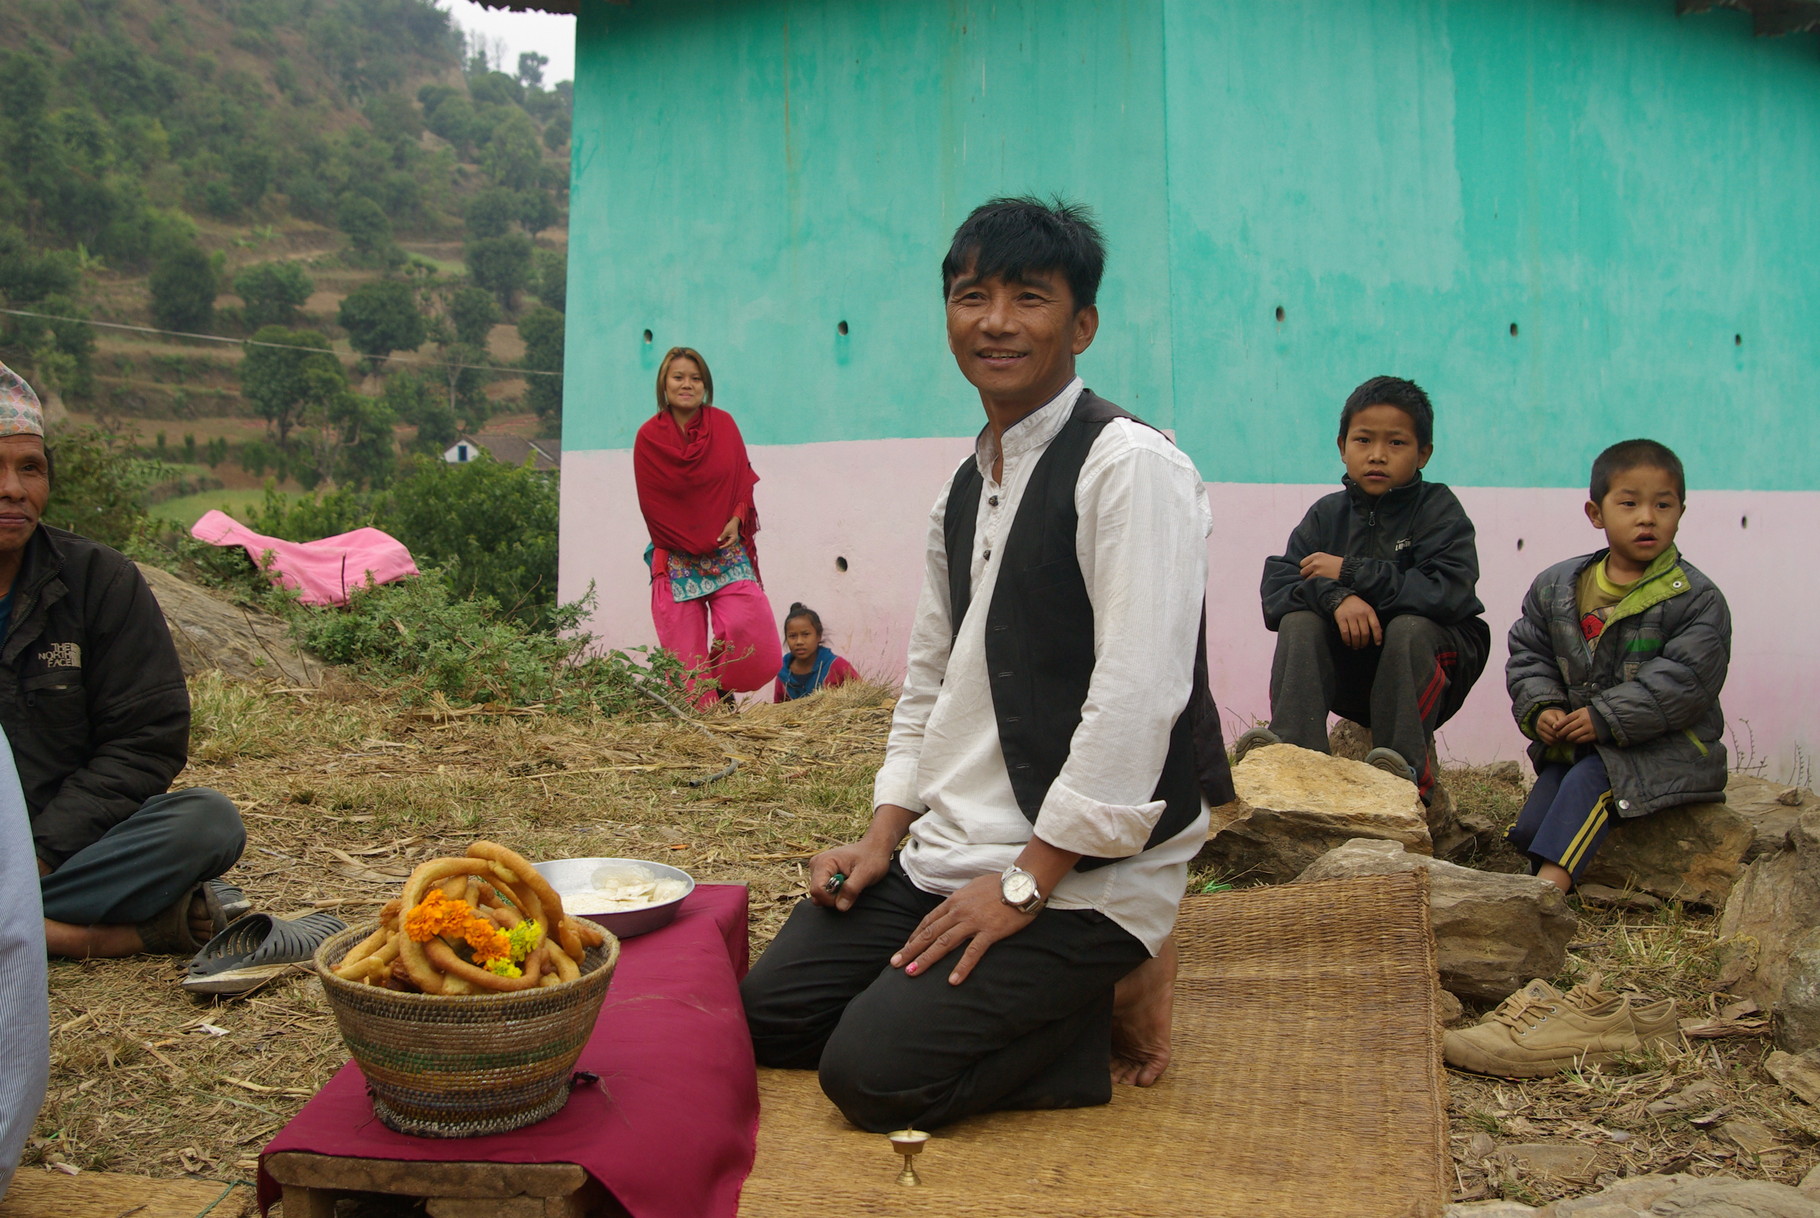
[1506,439,1730,893]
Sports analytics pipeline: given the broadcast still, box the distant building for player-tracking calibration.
[508,0,1820,774]
[442,434,561,472]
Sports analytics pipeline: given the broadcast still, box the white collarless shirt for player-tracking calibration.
[872,377,1214,954]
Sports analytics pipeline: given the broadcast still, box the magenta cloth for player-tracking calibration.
[190,509,420,606]
[257,884,758,1218]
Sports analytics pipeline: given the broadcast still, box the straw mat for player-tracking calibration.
[739,870,1447,1217]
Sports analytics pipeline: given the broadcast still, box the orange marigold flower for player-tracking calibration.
[464,917,511,963]
[405,890,452,942]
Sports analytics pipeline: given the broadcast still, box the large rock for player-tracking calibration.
[1295,838,1574,1001]
[138,564,324,685]
[1725,772,1820,862]
[1199,744,1431,884]
[1717,811,1820,1052]
[1578,798,1754,909]
[1325,719,1489,860]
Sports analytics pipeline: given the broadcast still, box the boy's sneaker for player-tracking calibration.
[1232,726,1281,763]
[1444,976,1673,1078]
[1363,746,1418,785]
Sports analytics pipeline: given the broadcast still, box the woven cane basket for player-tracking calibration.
[313,921,620,1138]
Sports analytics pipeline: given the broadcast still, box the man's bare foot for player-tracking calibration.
[44,919,143,958]
[1111,936,1176,1087]
[43,890,215,958]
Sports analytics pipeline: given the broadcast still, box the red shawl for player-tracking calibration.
[634,405,760,559]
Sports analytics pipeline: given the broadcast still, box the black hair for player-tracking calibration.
[783,602,823,636]
[1590,438,1686,503]
[941,196,1105,311]
[1338,376,1434,449]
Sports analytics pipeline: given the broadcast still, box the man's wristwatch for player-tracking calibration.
[999,864,1045,914]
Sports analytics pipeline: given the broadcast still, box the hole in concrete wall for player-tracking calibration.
[1741,515,1749,529]
[1509,322,1519,337]
[642,329,653,344]
[1275,306,1285,322]
[835,556,849,572]
[837,320,849,336]
[1735,334,1743,346]
[1516,538,1524,551]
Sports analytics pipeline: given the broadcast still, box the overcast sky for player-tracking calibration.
[443,1,577,86]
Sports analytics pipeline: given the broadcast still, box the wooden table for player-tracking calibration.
[262,1152,628,1217]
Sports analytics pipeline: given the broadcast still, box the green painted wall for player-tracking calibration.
[567,0,1820,490]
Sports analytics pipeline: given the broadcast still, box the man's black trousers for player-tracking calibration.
[740,857,1148,1132]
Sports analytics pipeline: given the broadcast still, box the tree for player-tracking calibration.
[532,248,565,311]
[446,285,498,347]
[463,186,518,239]
[337,279,427,365]
[233,261,314,329]
[149,242,217,332]
[517,306,564,432]
[479,108,541,191]
[382,368,456,454]
[516,52,548,89]
[336,193,398,266]
[239,326,345,450]
[518,188,559,237]
[464,232,532,312]
[363,91,422,160]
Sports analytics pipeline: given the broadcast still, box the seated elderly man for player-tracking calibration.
[0,363,245,957]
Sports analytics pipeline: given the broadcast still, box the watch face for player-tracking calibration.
[1002,869,1038,905]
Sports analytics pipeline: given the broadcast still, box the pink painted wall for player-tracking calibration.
[561,445,1812,780]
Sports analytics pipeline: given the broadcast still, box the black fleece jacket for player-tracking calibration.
[1260,474,1485,630]
[1,526,189,869]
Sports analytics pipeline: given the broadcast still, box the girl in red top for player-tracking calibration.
[633,347,781,707]
[773,603,861,702]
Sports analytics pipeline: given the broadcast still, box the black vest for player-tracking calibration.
[942,390,1235,872]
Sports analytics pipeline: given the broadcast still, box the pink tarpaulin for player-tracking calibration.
[190,510,419,606]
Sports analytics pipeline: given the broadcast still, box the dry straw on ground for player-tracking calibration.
[23,676,1820,1212]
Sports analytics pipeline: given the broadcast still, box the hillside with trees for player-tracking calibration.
[0,0,570,504]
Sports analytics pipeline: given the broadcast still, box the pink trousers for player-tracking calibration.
[650,578,782,706]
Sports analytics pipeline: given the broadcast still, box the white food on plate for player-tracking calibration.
[560,864,689,914]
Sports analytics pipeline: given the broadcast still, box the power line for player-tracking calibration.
[0,306,563,378]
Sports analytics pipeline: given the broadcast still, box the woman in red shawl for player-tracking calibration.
[634,347,782,707]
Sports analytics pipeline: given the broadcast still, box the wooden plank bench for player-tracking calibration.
[262,1152,627,1217]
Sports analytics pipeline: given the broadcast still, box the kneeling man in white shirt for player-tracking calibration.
[740,196,1232,1132]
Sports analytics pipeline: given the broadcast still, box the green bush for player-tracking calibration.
[42,426,164,550]
[291,573,682,712]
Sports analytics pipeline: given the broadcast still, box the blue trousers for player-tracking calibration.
[38,788,244,925]
[1508,754,1615,882]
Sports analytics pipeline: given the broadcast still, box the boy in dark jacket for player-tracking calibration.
[1238,376,1490,801]
[1505,439,1729,892]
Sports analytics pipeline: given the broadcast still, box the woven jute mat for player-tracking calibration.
[0,1171,251,1218]
[739,870,1447,1217]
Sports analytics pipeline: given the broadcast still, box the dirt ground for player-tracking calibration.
[20,676,1817,1213]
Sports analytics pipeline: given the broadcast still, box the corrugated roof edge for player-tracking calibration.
[1679,0,1820,35]
[480,0,1820,35]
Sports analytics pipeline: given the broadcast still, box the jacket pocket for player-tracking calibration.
[23,669,87,734]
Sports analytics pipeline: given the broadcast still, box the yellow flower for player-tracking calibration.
[485,957,524,978]
[506,919,544,962]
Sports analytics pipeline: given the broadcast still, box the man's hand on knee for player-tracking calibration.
[891,875,1033,986]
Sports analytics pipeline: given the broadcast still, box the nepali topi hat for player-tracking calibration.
[0,362,43,438]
